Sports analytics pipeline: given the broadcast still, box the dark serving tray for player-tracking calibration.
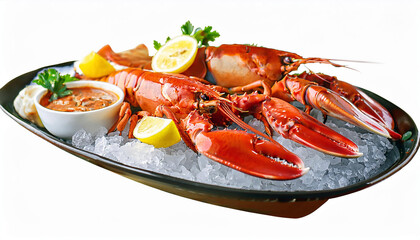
[1,62,419,218]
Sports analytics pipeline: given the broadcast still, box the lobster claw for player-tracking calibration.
[349,88,401,140]
[195,130,308,180]
[305,85,397,139]
[296,72,401,140]
[262,98,362,158]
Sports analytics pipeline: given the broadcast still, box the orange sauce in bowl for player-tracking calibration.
[40,87,119,112]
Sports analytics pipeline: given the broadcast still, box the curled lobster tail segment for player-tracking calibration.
[195,130,307,180]
[262,98,362,158]
[97,44,152,69]
[101,68,142,107]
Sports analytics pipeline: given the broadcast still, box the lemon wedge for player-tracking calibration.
[152,35,198,73]
[79,51,116,78]
[133,116,181,148]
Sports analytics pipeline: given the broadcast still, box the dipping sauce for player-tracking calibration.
[40,87,119,112]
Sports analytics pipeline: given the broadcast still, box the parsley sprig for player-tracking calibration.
[154,20,220,50]
[33,68,78,102]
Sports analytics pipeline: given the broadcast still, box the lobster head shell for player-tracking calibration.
[203,44,346,88]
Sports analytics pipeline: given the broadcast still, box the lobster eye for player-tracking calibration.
[200,93,210,101]
[283,56,292,65]
[208,106,217,114]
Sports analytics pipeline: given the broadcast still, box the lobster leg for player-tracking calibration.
[108,102,132,134]
[229,80,272,96]
[184,110,307,180]
[108,102,197,152]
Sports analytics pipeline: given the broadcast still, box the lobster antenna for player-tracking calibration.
[303,65,332,85]
[302,57,359,72]
[327,58,380,64]
[218,102,276,143]
[303,65,350,87]
[303,65,314,74]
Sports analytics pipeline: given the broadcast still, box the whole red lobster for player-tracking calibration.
[180,44,401,140]
[98,43,401,140]
[98,68,361,180]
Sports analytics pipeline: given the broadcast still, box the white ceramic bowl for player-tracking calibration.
[34,80,125,139]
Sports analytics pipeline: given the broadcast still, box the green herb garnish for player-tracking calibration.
[245,43,263,47]
[153,40,163,51]
[153,36,171,51]
[402,131,413,141]
[33,68,78,102]
[181,21,195,35]
[154,20,220,50]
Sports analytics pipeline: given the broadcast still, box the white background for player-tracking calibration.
[1,0,419,239]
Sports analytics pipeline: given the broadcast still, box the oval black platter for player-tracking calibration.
[1,62,418,218]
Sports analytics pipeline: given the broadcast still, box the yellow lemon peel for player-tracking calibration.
[152,35,198,73]
[79,51,116,78]
[133,116,181,148]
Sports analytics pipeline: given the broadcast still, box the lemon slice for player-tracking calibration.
[79,51,116,78]
[152,35,198,73]
[133,116,181,148]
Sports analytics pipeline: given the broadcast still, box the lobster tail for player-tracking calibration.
[101,68,145,107]
[97,44,152,69]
